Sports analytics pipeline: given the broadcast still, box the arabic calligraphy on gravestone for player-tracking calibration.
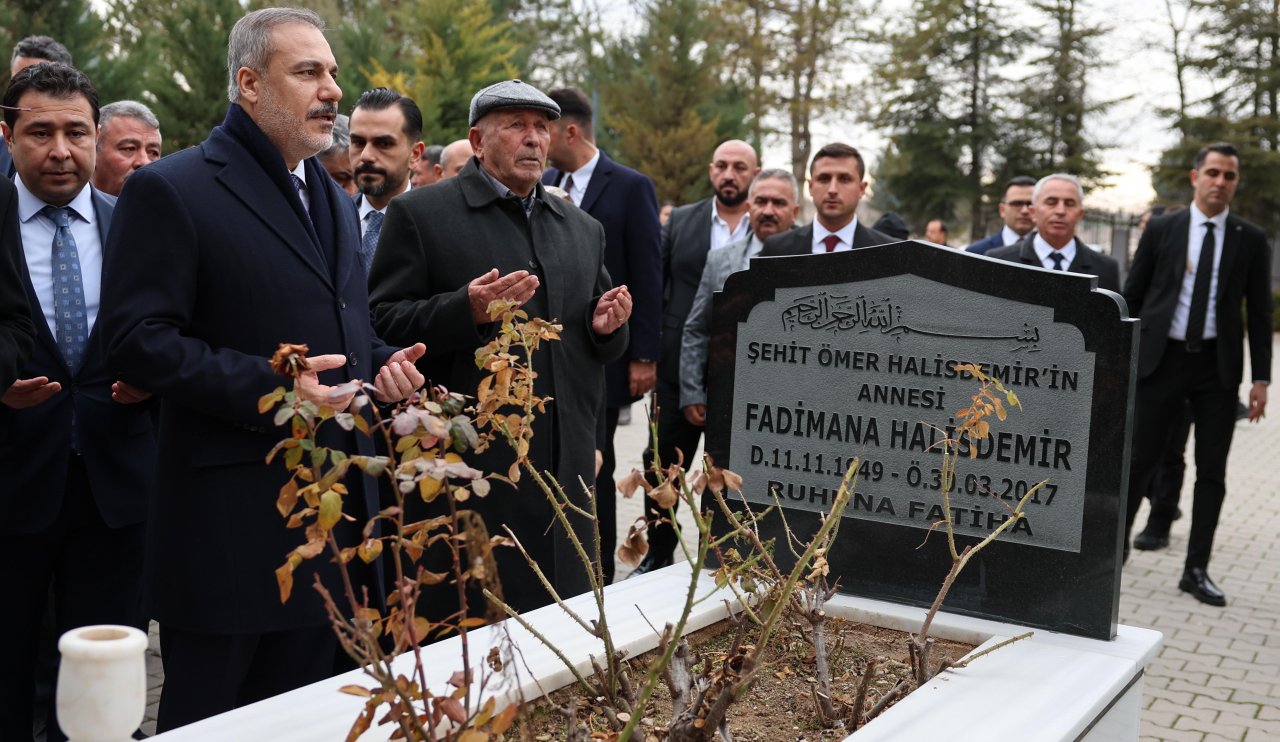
[729,274,1092,553]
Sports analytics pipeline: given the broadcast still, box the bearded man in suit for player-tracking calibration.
[1121,142,1271,607]
[99,8,425,730]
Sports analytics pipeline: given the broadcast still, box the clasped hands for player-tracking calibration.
[297,342,426,410]
[466,268,633,336]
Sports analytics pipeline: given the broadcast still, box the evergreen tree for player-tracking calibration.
[872,0,1029,238]
[1014,0,1112,184]
[1153,0,1280,233]
[102,0,243,152]
[365,0,522,144]
[594,0,744,204]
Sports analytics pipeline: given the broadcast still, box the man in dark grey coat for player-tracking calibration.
[369,80,632,614]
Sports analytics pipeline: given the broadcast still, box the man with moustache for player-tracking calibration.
[680,169,801,427]
[986,174,1120,292]
[98,8,425,729]
[760,143,892,257]
[348,87,425,274]
[369,79,631,614]
[633,139,758,574]
[90,101,162,197]
[1122,142,1271,606]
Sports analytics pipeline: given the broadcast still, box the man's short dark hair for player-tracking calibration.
[1194,142,1239,170]
[422,144,444,167]
[3,62,99,130]
[352,87,423,142]
[547,86,594,137]
[11,35,73,67]
[810,142,865,179]
[1000,175,1036,201]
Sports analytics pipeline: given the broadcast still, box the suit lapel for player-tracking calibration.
[209,140,334,290]
[579,154,611,213]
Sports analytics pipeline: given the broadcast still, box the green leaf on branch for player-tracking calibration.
[319,489,342,530]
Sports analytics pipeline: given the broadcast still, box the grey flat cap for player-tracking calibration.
[468,79,561,126]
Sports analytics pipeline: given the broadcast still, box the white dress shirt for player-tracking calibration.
[1169,203,1227,341]
[16,176,102,339]
[1001,225,1024,246]
[559,148,599,207]
[1032,234,1077,271]
[710,202,750,252]
[811,219,859,253]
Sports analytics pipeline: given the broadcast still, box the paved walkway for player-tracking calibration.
[129,348,1280,739]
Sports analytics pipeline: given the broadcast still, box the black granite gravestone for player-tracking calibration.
[704,240,1136,640]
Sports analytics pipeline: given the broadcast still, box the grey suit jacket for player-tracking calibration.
[679,230,762,408]
[986,233,1121,293]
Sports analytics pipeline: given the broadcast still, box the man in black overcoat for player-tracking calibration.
[99,8,424,731]
[369,80,632,615]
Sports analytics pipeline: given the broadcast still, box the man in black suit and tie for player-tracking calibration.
[0,62,155,742]
[542,86,661,583]
[986,174,1121,292]
[349,87,424,275]
[1122,142,1271,606]
[634,139,758,573]
[99,8,426,730]
[759,142,893,257]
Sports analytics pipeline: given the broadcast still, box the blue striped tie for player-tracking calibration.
[44,205,87,371]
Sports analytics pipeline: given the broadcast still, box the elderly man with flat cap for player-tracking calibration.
[369,80,632,615]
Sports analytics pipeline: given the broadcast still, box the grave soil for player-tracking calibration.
[513,616,974,741]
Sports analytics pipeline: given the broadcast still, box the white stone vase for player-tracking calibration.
[57,624,148,742]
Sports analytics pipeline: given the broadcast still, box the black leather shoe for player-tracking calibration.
[1179,568,1226,606]
[627,550,674,578]
[1133,525,1170,551]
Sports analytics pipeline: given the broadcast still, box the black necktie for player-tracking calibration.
[1186,221,1216,352]
[1048,252,1064,270]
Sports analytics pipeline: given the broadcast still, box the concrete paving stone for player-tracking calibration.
[1173,714,1246,739]
[1202,734,1247,742]
[1254,702,1280,721]
[1161,647,1206,665]
[1189,695,1260,719]
[1139,726,1206,742]
[1167,703,1219,725]
[1143,709,1179,728]
[1166,676,1222,695]
[1149,687,1198,707]
[1183,662,1249,682]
